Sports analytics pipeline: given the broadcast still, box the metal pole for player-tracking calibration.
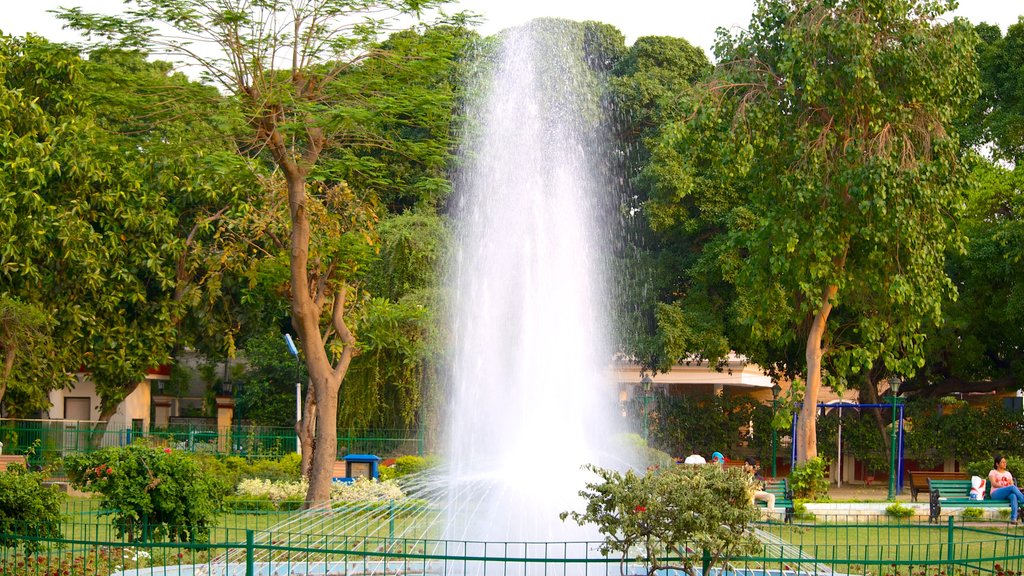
[296,382,302,456]
[642,393,649,442]
[771,398,778,477]
[837,406,843,488]
[888,395,898,501]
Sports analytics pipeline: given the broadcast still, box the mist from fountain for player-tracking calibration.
[441,19,630,543]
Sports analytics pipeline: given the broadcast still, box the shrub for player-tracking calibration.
[885,503,914,519]
[790,457,829,500]
[0,464,65,553]
[966,456,1024,481]
[792,500,816,521]
[962,508,984,520]
[64,443,219,542]
[235,477,406,506]
[561,463,759,575]
[379,455,439,481]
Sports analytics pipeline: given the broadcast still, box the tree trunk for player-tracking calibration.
[89,388,136,450]
[278,162,355,509]
[797,283,838,464]
[0,344,15,410]
[298,385,316,477]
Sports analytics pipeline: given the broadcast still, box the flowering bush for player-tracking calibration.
[64,444,219,542]
[0,464,65,553]
[331,478,405,501]
[235,476,405,506]
[236,478,309,502]
[561,463,759,576]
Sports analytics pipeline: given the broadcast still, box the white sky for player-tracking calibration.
[2,0,1021,58]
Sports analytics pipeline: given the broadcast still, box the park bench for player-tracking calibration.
[908,470,966,502]
[760,478,795,523]
[0,454,28,472]
[928,478,1016,522]
[719,461,794,522]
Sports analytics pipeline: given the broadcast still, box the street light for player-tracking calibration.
[284,334,302,456]
[887,376,903,501]
[640,375,654,442]
[771,383,782,477]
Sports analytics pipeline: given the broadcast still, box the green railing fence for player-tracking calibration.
[0,419,423,469]
[5,508,1024,576]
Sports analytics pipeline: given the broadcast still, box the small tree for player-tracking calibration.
[65,444,221,542]
[0,464,65,553]
[562,464,759,576]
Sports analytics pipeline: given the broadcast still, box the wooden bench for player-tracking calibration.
[0,455,28,472]
[928,478,1014,522]
[908,470,966,502]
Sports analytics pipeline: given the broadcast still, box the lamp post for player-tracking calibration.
[284,334,302,456]
[640,375,654,443]
[887,376,903,501]
[771,383,782,478]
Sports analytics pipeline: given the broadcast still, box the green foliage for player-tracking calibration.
[379,455,440,481]
[916,161,1024,395]
[961,508,984,520]
[615,433,675,469]
[0,295,68,416]
[966,456,1024,482]
[790,457,829,500]
[792,500,816,521]
[906,399,1024,469]
[885,503,915,519]
[189,453,302,498]
[0,465,66,553]
[648,393,761,459]
[641,0,979,461]
[64,444,220,542]
[236,330,309,428]
[561,464,759,575]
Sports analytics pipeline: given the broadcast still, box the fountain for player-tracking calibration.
[441,18,628,543]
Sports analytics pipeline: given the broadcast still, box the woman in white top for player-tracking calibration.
[988,454,1024,525]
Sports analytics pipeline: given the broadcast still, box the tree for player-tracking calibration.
[0,296,67,416]
[59,0,466,507]
[0,34,192,423]
[647,0,978,462]
[561,464,759,576]
[910,160,1024,396]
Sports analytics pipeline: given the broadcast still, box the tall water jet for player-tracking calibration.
[444,19,625,543]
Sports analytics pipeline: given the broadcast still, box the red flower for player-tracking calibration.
[106,467,113,475]
[634,505,647,513]
[164,447,172,454]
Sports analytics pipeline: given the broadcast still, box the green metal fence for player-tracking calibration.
[0,419,423,469]
[4,509,1024,576]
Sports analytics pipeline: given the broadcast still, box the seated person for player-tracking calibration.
[683,452,706,465]
[744,456,776,511]
[711,451,726,465]
[989,454,1024,525]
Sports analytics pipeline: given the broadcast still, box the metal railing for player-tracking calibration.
[0,419,423,468]
[4,509,1024,576]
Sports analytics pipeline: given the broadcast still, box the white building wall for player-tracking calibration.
[47,373,152,429]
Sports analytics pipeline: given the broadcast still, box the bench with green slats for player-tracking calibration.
[928,478,1018,522]
[759,478,795,523]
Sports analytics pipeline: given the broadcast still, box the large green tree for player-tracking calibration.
[59,0,468,506]
[0,35,185,421]
[647,0,978,462]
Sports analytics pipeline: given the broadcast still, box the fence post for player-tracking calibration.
[702,549,711,576]
[389,499,396,541]
[947,515,955,571]
[246,529,255,576]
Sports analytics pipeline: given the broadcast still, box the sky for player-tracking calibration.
[2,0,1022,59]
